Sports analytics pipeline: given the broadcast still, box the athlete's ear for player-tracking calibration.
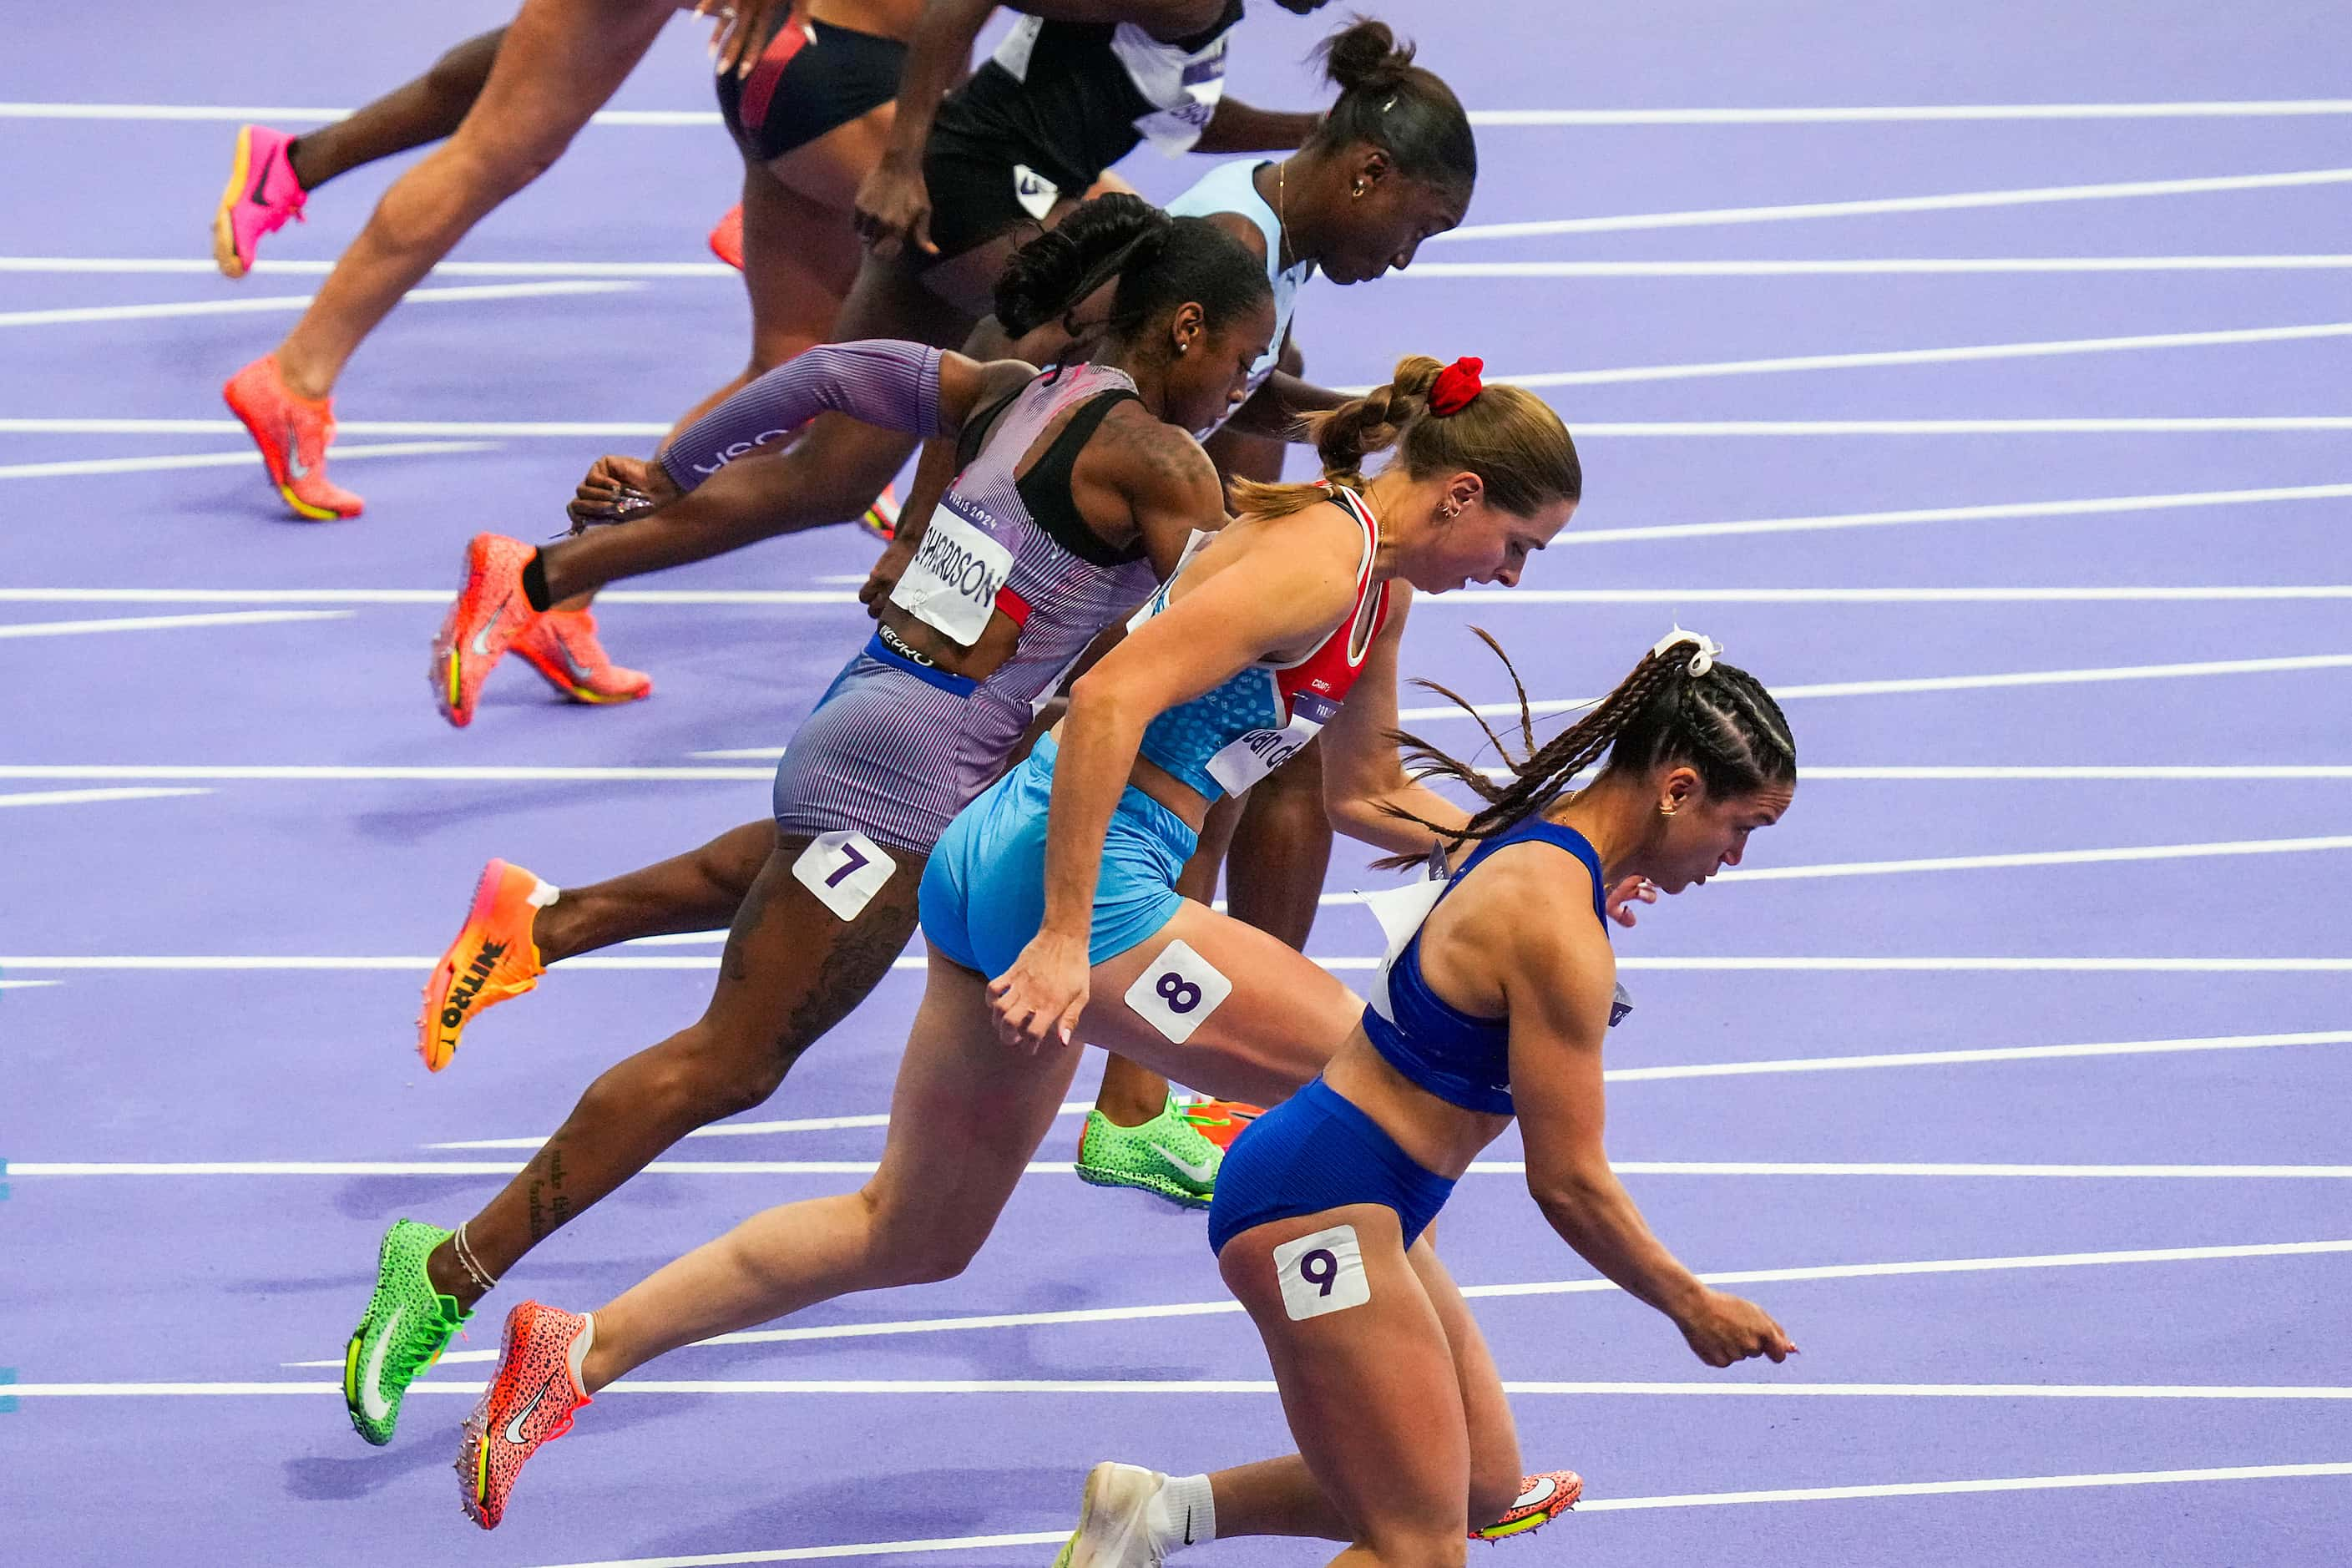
[1353,144,1393,193]
[1169,301,1207,357]
[1445,471,1483,515]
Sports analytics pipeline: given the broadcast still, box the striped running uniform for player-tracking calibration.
[773,362,1159,853]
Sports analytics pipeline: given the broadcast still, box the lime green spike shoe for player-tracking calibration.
[1074,1095,1222,1210]
[344,1218,470,1445]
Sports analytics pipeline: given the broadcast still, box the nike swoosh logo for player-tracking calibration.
[1182,1507,1195,1546]
[284,420,309,480]
[469,594,513,656]
[1149,1141,1217,1184]
[503,1379,549,1444]
[360,1303,403,1422]
[248,144,280,205]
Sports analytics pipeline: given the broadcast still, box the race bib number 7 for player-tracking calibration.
[888,506,1014,648]
[792,831,898,922]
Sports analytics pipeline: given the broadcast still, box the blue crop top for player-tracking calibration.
[1359,818,1621,1116]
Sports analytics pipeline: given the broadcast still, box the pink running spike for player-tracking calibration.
[212,124,306,280]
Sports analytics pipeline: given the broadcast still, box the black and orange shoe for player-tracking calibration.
[417,858,555,1071]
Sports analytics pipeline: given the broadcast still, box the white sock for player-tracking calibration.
[1151,1473,1216,1555]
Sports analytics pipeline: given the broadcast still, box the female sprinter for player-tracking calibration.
[342,199,1276,1449]
[451,357,1591,1545]
[427,16,1476,721]
[1047,631,1801,1566]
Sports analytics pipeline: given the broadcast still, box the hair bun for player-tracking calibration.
[993,194,1168,337]
[1317,18,1416,94]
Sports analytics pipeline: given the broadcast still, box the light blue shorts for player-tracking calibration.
[918,733,1198,979]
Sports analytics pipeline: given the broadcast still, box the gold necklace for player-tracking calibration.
[1275,160,1293,271]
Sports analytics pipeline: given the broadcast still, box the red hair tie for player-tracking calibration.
[1429,356,1485,416]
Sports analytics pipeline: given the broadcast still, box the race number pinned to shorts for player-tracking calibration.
[1609,980,1636,1029]
[1123,938,1232,1044]
[1272,1223,1370,1322]
[792,830,898,923]
[1010,163,1060,222]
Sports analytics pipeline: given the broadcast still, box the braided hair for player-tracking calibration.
[1377,630,1797,867]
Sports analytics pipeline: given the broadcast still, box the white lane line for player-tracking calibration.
[0,256,736,278]
[1544,482,2352,546]
[1442,586,2352,603]
[0,609,351,640]
[1398,652,2352,721]
[4,417,2346,439]
[0,787,210,808]
[11,99,2352,124]
[0,443,495,483]
[0,417,670,438]
[434,1029,2352,1149]
[0,765,773,782]
[0,589,853,606]
[433,1101,1102,1150]
[1717,833,2352,883]
[18,1160,2349,1180]
[1485,324,2352,391]
[504,1462,2352,1566]
[1574,1461,2352,1514]
[1611,1029,2352,1081]
[35,763,2351,785]
[1436,167,2352,242]
[281,1239,2352,1364]
[1576,417,2352,435]
[0,979,60,988]
[6,953,2344,974]
[1407,255,2352,277]
[0,281,637,329]
[21,1378,2352,1400]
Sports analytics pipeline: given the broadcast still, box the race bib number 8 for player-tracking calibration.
[1272,1223,1370,1321]
[888,507,1014,648]
[1122,938,1232,1044]
[792,831,898,922]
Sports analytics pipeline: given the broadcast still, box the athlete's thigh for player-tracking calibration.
[741,160,867,362]
[453,0,673,156]
[697,834,923,1061]
[768,103,895,213]
[1409,1232,1525,1508]
[865,953,1084,1232]
[831,245,975,347]
[1222,1204,1472,1541]
[1080,899,1361,1105]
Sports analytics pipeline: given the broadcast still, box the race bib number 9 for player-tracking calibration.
[792,831,898,922]
[1122,938,1232,1044]
[1272,1223,1370,1322]
[888,506,1014,648]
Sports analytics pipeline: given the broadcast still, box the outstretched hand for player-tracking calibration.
[1606,876,1658,928]
[568,454,678,533]
[1677,1289,1797,1368]
[987,932,1090,1054]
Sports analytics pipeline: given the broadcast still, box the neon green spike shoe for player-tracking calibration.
[1074,1095,1222,1210]
[344,1218,470,1445]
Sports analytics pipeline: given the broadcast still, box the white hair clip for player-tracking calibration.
[1651,624,1722,677]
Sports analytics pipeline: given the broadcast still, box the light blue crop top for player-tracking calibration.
[1129,486,1388,800]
